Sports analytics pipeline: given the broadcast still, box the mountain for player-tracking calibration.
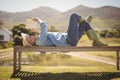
[0,6,62,28]
[62,5,120,30]
[64,5,120,20]
[0,5,120,31]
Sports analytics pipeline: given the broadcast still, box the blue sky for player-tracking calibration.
[0,0,120,12]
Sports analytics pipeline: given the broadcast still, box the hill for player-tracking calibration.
[64,5,120,20]
[0,6,62,29]
[62,5,120,30]
[0,5,120,31]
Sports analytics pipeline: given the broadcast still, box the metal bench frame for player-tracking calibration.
[13,46,120,73]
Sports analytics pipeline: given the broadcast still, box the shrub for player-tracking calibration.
[113,31,120,38]
[99,30,108,37]
[49,26,58,32]
[5,41,14,48]
[12,24,29,37]
[106,30,114,38]
[13,35,23,45]
[99,29,120,38]
[12,24,33,46]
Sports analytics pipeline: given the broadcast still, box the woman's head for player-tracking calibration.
[21,33,36,46]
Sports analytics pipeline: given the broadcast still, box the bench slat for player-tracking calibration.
[14,46,120,52]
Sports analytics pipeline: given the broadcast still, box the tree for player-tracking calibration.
[49,26,58,32]
[12,24,29,37]
[12,24,33,45]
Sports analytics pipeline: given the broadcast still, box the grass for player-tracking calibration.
[0,53,120,80]
[21,66,119,73]
[0,53,119,80]
[0,66,120,80]
[0,48,13,54]
[21,53,111,66]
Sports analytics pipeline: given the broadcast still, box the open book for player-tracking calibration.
[26,17,40,33]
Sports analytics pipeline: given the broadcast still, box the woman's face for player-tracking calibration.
[28,36,36,45]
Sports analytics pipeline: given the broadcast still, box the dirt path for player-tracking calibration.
[64,52,116,65]
[0,49,13,58]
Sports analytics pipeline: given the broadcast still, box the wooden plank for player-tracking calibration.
[14,46,120,52]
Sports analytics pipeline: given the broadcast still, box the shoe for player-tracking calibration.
[79,17,85,23]
[86,15,93,23]
[79,15,93,24]
[86,29,108,46]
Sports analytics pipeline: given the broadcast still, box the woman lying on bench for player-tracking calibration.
[21,13,108,47]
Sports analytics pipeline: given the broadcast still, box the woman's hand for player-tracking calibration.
[32,17,44,23]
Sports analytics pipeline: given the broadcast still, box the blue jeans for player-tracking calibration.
[66,13,92,46]
[36,13,92,46]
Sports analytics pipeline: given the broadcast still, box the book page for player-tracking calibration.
[26,17,40,33]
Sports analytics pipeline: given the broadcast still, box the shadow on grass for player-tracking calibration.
[11,71,120,80]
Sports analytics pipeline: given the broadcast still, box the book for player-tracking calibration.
[26,17,40,33]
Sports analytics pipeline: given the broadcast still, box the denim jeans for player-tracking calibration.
[36,13,92,46]
[66,13,92,46]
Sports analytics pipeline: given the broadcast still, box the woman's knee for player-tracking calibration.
[70,13,81,21]
[71,13,78,17]
[80,21,92,31]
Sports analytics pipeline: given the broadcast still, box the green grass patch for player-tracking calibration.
[21,66,120,73]
[0,66,12,78]
[23,52,36,56]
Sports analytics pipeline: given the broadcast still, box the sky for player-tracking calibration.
[0,0,120,12]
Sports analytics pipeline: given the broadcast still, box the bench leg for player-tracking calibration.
[13,49,22,73]
[18,52,21,71]
[117,51,119,70]
[13,49,17,73]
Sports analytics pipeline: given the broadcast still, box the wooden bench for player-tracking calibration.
[13,46,120,73]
